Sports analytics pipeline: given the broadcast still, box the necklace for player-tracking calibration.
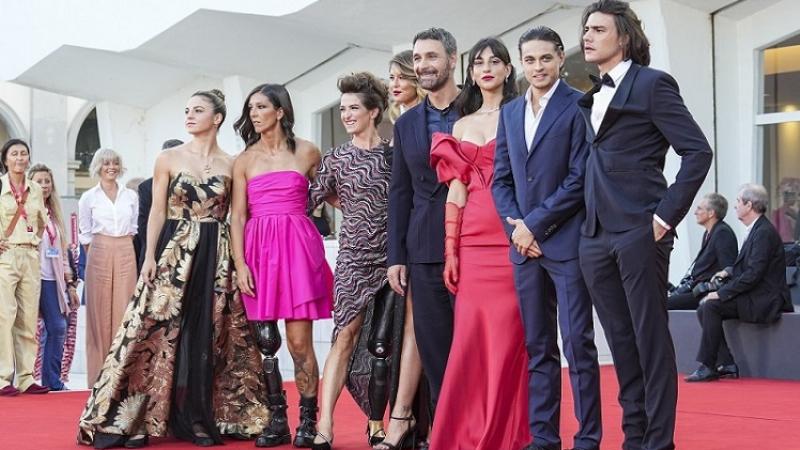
[476,105,500,114]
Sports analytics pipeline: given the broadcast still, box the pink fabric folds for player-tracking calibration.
[241,171,333,321]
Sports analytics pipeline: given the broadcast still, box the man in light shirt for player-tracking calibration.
[492,27,600,450]
[576,1,713,449]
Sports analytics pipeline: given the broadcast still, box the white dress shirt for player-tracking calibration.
[590,59,632,133]
[524,79,561,150]
[741,217,758,250]
[78,182,138,245]
[591,59,671,230]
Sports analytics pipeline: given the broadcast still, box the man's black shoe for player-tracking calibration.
[716,363,739,379]
[685,364,720,382]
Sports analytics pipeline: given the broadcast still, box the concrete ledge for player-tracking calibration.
[669,309,800,380]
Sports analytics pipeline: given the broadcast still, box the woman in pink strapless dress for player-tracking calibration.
[231,83,333,448]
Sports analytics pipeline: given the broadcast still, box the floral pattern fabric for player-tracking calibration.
[77,173,267,444]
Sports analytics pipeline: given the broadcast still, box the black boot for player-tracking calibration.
[293,396,318,448]
[256,391,291,447]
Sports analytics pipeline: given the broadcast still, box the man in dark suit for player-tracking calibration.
[668,192,738,310]
[577,2,713,449]
[136,138,183,274]
[493,27,601,450]
[686,184,794,382]
[387,28,460,413]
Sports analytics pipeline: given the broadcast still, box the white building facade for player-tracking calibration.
[2,0,798,384]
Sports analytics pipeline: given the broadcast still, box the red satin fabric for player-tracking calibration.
[429,133,530,450]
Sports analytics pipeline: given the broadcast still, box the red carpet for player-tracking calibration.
[1,366,799,449]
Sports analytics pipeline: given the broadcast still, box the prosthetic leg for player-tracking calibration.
[253,321,291,448]
[365,284,398,445]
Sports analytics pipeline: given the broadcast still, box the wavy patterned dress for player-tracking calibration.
[78,172,268,447]
[308,140,404,410]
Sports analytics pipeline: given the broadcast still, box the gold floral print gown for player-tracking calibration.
[78,173,268,447]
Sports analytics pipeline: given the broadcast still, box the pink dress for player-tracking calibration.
[242,171,333,320]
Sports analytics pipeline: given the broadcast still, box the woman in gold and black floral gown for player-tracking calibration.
[78,90,267,448]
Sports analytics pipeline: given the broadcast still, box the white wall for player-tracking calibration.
[714,0,800,238]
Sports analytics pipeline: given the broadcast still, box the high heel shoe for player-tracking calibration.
[375,415,416,450]
[366,420,386,446]
[311,431,333,450]
[124,435,149,448]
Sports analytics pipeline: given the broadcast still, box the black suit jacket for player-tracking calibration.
[387,100,455,265]
[717,215,793,323]
[136,177,153,272]
[690,220,738,283]
[577,64,713,236]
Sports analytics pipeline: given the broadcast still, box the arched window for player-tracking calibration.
[73,108,100,195]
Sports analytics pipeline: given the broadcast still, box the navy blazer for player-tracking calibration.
[717,216,793,323]
[492,81,589,264]
[387,101,453,265]
[577,64,713,236]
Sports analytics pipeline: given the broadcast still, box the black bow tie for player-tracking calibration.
[589,73,615,88]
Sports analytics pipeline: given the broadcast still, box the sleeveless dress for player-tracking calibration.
[429,133,530,450]
[241,171,333,321]
[78,173,268,447]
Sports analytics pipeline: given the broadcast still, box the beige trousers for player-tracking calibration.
[0,246,41,390]
[85,235,136,385]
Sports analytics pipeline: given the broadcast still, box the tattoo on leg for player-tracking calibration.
[292,353,319,396]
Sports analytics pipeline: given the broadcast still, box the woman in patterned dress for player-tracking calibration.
[307,72,392,450]
[77,89,268,448]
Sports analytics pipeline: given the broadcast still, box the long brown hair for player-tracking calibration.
[581,0,650,66]
[233,84,297,152]
[27,164,68,251]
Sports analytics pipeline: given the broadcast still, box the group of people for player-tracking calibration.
[13,0,793,449]
[667,187,794,383]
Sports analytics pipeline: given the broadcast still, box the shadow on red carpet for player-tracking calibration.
[1,366,799,449]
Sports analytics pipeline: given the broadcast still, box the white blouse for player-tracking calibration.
[78,182,138,245]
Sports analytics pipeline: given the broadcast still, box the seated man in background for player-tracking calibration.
[668,193,738,310]
[686,183,794,382]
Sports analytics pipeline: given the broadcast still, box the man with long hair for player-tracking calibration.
[577,1,712,449]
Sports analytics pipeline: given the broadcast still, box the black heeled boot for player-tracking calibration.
[255,391,291,447]
[293,396,318,447]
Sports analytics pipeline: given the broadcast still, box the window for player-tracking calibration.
[74,108,100,195]
[758,32,800,241]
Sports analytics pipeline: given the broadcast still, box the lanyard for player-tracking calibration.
[8,179,32,233]
[45,208,57,246]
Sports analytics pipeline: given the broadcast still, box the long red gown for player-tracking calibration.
[428,133,530,450]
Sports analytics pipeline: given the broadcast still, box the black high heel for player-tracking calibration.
[366,420,386,446]
[124,435,149,448]
[375,415,416,450]
[311,431,333,450]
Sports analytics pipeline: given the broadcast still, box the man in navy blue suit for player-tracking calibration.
[387,28,460,415]
[577,2,713,449]
[493,27,601,450]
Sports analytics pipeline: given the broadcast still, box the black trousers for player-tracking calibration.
[408,262,454,409]
[579,223,676,450]
[695,298,737,368]
[667,292,699,310]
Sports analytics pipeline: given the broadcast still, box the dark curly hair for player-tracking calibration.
[233,84,297,152]
[337,72,389,127]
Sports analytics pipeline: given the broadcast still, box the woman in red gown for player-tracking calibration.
[429,37,530,450]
